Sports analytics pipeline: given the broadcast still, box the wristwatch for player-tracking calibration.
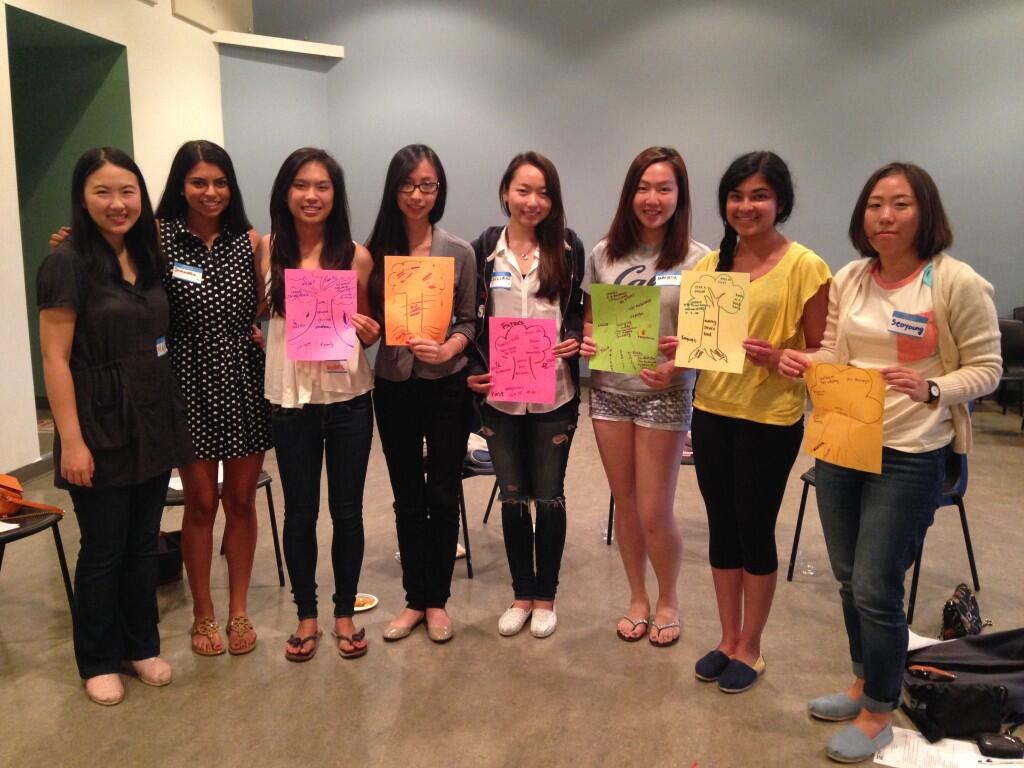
[925,380,940,404]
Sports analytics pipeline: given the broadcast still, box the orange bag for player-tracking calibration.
[0,474,64,518]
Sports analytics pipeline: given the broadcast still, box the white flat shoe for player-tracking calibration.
[498,606,532,636]
[84,674,124,705]
[128,657,172,687]
[531,608,557,638]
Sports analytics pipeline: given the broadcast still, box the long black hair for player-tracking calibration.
[69,146,162,287]
[268,147,355,316]
[499,151,568,302]
[154,139,252,233]
[365,144,448,317]
[716,151,794,271]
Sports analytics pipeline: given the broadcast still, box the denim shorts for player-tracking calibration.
[588,386,691,432]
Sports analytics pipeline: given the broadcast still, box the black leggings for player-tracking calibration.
[691,408,803,575]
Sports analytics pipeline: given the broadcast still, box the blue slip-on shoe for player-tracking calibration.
[808,692,861,722]
[694,650,731,681]
[826,723,893,763]
[717,655,766,693]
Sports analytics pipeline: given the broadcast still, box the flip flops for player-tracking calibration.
[332,627,368,659]
[284,629,323,662]
[649,620,681,648]
[616,615,650,642]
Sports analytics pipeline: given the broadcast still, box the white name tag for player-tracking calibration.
[654,271,681,287]
[490,271,512,290]
[324,360,348,373]
[889,310,928,338]
[171,262,203,284]
[155,337,168,357]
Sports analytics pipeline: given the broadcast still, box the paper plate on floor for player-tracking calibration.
[354,593,378,612]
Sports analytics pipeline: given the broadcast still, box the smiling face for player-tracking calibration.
[82,162,142,244]
[864,173,920,258]
[502,163,552,232]
[631,161,679,240]
[287,160,334,225]
[725,171,779,239]
[183,160,230,222]
[397,157,439,225]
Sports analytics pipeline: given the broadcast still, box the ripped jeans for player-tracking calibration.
[480,396,579,601]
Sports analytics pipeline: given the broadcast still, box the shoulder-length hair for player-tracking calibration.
[154,139,253,233]
[605,146,691,272]
[268,147,355,316]
[69,146,162,288]
[365,144,448,317]
[499,151,568,302]
[849,162,952,260]
[716,151,795,271]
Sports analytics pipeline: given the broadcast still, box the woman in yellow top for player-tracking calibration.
[666,151,830,693]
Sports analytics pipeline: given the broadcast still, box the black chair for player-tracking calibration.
[0,507,74,623]
[1012,306,1024,322]
[163,470,285,587]
[455,457,492,579]
[998,318,1024,428]
[606,451,694,545]
[787,454,980,625]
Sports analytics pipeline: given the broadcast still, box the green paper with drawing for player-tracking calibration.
[674,271,750,374]
[589,285,660,374]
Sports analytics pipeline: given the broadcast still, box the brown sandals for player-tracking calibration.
[191,617,226,656]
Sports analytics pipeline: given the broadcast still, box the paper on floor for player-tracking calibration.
[874,727,992,767]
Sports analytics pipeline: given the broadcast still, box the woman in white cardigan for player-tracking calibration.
[779,162,1001,764]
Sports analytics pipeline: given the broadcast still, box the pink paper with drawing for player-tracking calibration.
[488,317,557,404]
[285,268,358,361]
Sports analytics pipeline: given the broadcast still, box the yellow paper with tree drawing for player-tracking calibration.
[675,271,750,373]
[804,364,884,473]
[384,256,455,345]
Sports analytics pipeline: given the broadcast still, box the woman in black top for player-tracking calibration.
[37,147,193,705]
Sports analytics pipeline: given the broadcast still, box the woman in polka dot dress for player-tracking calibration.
[155,140,272,657]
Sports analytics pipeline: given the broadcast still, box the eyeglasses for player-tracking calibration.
[398,181,441,195]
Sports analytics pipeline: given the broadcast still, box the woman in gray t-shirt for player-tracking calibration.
[580,146,708,647]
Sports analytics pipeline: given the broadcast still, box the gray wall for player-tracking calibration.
[245,0,1024,314]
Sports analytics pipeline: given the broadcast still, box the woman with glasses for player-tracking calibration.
[366,144,477,644]
[465,152,585,639]
[258,147,379,662]
[580,146,709,647]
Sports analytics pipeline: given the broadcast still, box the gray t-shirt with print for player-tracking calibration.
[582,238,710,394]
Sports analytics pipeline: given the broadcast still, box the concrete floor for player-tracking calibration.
[1,398,1022,768]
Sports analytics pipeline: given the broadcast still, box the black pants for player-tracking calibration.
[481,397,579,601]
[68,471,169,678]
[374,372,471,610]
[691,408,803,574]
[271,395,373,619]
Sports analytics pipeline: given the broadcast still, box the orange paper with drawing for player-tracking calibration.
[675,271,749,374]
[804,364,884,474]
[384,256,455,345]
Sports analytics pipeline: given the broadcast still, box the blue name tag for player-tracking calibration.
[490,271,512,290]
[171,262,203,284]
[889,310,928,338]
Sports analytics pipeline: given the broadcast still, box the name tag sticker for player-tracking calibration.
[889,310,928,338]
[171,262,203,284]
[324,360,348,373]
[490,271,512,290]
[155,337,168,357]
[654,271,681,287]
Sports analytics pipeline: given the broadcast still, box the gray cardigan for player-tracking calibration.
[373,226,477,381]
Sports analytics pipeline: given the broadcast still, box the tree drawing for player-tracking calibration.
[284,269,357,360]
[806,364,885,471]
[387,259,449,342]
[493,321,554,381]
[683,273,746,363]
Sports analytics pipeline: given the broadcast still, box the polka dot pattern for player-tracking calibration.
[160,218,273,461]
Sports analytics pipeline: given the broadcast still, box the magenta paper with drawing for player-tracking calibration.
[488,317,557,404]
[285,268,358,361]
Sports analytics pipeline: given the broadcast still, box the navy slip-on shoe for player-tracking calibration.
[694,650,731,681]
[717,655,766,693]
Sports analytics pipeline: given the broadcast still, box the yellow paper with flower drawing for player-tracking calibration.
[674,271,750,373]
[804,364,884,474]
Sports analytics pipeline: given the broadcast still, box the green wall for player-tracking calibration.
[6,6,133,397]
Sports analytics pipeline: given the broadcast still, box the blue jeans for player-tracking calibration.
[480,397,579,601]
[271,394,373,619]
[815,446,947,712]
[68,471,169,678]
